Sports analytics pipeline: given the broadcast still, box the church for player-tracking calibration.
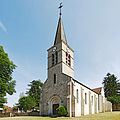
[40,4,112,117]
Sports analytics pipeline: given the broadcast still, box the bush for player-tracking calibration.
[56,106,67,116]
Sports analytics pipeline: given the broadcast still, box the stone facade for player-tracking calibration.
[40,73,71,115]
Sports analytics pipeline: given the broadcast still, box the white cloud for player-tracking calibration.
[0,21,7,33]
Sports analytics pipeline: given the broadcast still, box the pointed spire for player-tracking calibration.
[54,3,67,45]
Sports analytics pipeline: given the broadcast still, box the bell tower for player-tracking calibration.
[40,3,74,116]
[47,4,74,79]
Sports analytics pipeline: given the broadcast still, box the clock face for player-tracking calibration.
[52,47,57,52]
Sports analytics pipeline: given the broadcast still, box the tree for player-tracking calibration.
[26,80,43,108]
[102,73,119,97]
[0,46,16,107]
[103,73,120,104]
[107,96,120,104]
[18,96,36,112]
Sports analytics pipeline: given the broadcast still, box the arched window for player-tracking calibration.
[66,52,68,64]
[85,93,87,104]
[68,55,71,66]
[56,52,58,64]
[54,74,57,84]
[76,89,79,103]
[66,52,71,66]
[52,54,54,66]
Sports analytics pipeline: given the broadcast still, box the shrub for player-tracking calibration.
[56,106,67,116]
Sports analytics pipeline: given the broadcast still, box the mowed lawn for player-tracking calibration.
[0,112,120,120]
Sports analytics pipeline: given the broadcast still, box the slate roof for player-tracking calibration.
[54,15,67,45]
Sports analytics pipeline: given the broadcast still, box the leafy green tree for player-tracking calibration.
[107,96,120,104]
[18,96,36,112]
[103,73,120,104]
[0,46,16,107]
[102,73,119,97]
[26,80,43,108]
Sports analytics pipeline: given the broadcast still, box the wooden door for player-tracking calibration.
[53,104,59,115]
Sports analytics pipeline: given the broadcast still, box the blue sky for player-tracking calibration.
[0,0,120,107]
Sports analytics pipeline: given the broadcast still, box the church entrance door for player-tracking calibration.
[53,104,59,115]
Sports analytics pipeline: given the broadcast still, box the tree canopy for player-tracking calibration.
[103,73,119,97]
[18,96,36,112]
[17,80,43,112]
[107,96,120,104]
[26,80,43,108]
[0,46,16,107]
[103,73,120,104]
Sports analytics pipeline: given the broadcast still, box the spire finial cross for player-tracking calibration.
[59,2,63,16]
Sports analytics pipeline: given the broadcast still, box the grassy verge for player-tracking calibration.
[0,112,120,120]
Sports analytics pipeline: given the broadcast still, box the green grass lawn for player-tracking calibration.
[0,112,120,120]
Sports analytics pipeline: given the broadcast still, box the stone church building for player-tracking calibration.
[40,10,112,117]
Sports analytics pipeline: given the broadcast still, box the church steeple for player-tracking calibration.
[47,3,74,79]
[54,3,67,45]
